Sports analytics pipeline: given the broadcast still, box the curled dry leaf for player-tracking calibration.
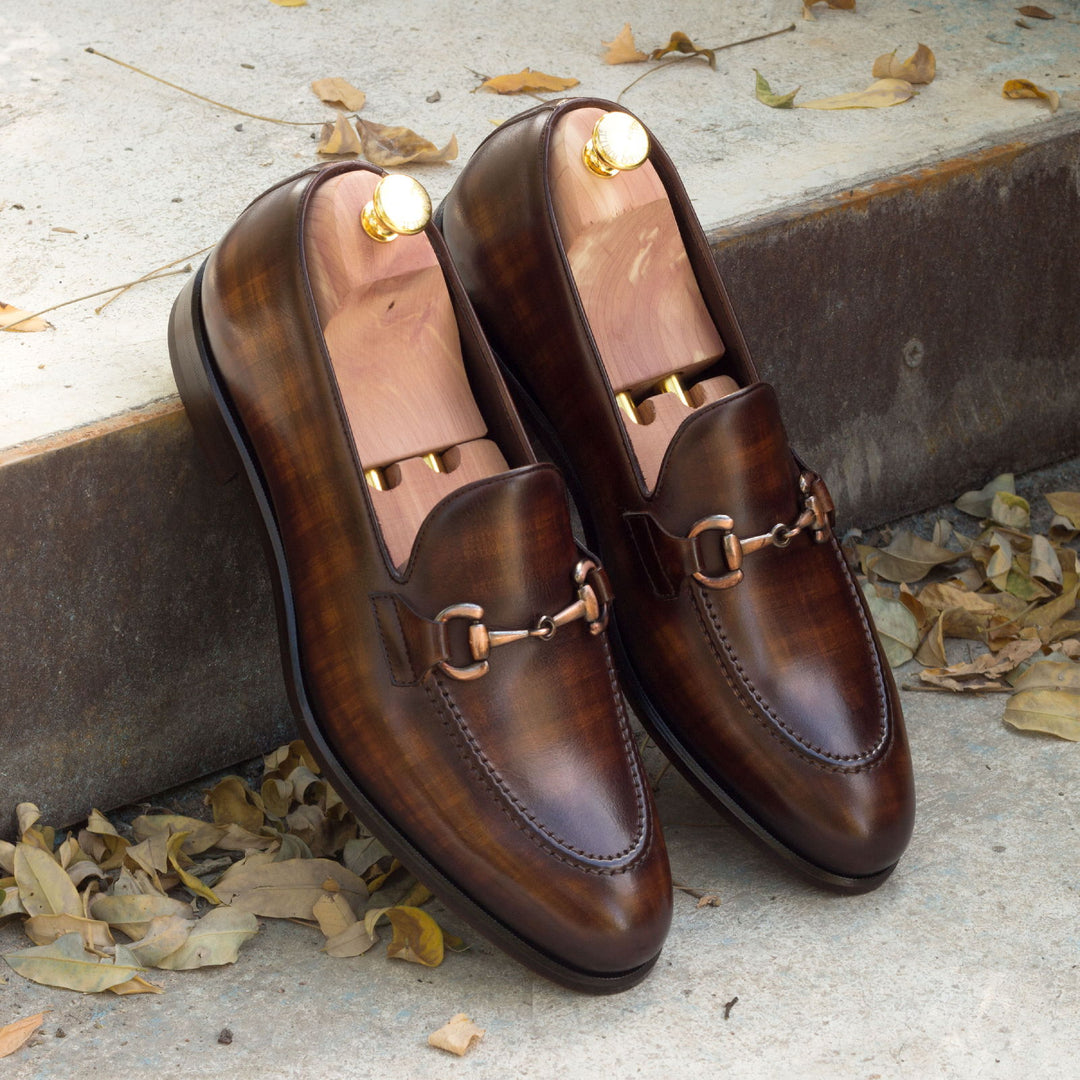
[364,905,444,966]
[356,119,458,167]
[4,934,145,993]
[650,31,716,69]
[800,78,915,110]
[479,69,580,95]
[1017,5,1055,18]
[208,776,265,834]
[165,832,222,906]
[990,491,1030,530]
[154,907,259,970]
[0,301,51,332]
[755,69,799,108]
[323,921,377,958]
[1029,534,1064,587]
[872,44,936,85]
[602,23,648,65]
[429,1013,485,1057]
[0,1012,46,1060]
[109,974,164,995]
[317,112,363,157]
[311,77,365,112]
[955,474,1015,518]
[312,890,357,939]
[1003,78,1060,113]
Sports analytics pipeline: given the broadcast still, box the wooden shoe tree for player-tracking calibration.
[548,107,740,490]
[304,170,507,568]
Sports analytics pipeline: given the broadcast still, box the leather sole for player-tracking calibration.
[168,262,661,993]
[478,332,898,896]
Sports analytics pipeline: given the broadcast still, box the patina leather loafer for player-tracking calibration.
[168,159,671,990]
[438,99,915,891]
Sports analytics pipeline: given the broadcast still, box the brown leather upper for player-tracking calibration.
[198,161,671,976]
[439,99,915,882]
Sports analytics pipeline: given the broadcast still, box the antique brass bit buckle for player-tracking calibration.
[434,560,609,681]
[687,472,834,590]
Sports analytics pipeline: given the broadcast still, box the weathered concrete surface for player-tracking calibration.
[1,682,1077,1080]
[0,408,292,835]
[713,126,1080,526]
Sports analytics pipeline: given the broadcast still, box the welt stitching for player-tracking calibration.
[426,672,647,872]
[690,588,886,775]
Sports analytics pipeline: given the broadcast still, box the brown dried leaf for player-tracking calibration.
[213,823,280,852]
[1003,78,1060,112]
[364,905,444,966]
[0,1012,46,1059]
[261,777,293,818]
[921,640,1044,689]
[132,814,224,855]
[0,301,50,332]
[602,23,648,64]
[479,68,580,94]
[208,776,265,834]
[1017,6,1055,18]
[650,31,716,69]
[859,531,961,583]
[316,112,363,157]
[872,44,936,84]
[803,0,856,20]
[429,1013,485,1057]
[915,611,948,667]
[311,77,365,112]
[800,78,915,110]
[355,119,458,167]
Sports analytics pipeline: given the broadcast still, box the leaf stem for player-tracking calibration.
[85,48,333,126]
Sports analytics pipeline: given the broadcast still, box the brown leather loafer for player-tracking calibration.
[438,99,915,892]
[167,160,671,990]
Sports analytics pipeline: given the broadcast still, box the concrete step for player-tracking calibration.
[3,0,1079,830]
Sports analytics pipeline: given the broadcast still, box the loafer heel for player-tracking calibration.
[167,266,242,485]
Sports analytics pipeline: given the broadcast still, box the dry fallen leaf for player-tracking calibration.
[650,31,716,69]
[365,905,444,966]
[23,913,114,952]
[108,974,164,995]
[1003,78,1060,112]
[1017,5,1055,18]
[872,44,936,84]
[127,915,193,967]
[214,856,368,919]
[0,301,51,332]
[316,113,363,157]
[269,0,306,6]
[355,119,458,167]
[859,531,961,584]
[0,1012,46,1059]
[754,69,799,108]
[1004,686,1080,739]
[153,907,259,970]
[861,583,920,667]
[13,845,82,918]
[429,1013,485,1057]
[803,0,856,20]
[311,77,366,112]
[323,921,377,958]
[4,934,146,993]
[479,68,580,94]
[602,23,648,65]
[800,78,915,110]
[990,491,1031,530]
[89,892,195,940]
[208,776,265,834]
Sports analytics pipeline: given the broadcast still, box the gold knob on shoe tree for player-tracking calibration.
[583,112,650,178]
[361,174,432,243]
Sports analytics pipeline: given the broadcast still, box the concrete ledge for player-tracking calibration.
[712,124,1080,525]
[0,405,292,834]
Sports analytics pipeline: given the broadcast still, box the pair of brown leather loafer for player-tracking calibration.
[169,98,914,994]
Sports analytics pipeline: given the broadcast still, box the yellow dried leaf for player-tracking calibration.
[602,23,648,65]
[127,915,193,967]
[0,301,50,332]
[1003,78,1060,112]
[323,921,377,958]
[154,907,258,970]
[803,0,855,19]
[1004,687,1080,740]
[956,474,1015,518]
[800,78,915,110]
[312,890,357,938]
[1012,658,1080,691]
[754,69,799,109]
[479,68,580,95]
[13,845,81,917]
[269,0,306,6]
[165,832,221,906]
[429,1013,485,1057]
[261,777,293,818]
[4,935,145,993]
[311,77,365,112]
[650,31,715,69]
[16,804,41,840]
[0,1012,46,1059]
[356,119,458,167]
[24,913,115,951]
[89,892,194,940]
[0,840,14,875]
[316,112,363,157]
[208,776,265,834]
[990,491,1030,530]
[132,815,224,854]
[109,974,164,995]
[872,44,936,84]
[1046,492,1080,529]
[364,905,444,966]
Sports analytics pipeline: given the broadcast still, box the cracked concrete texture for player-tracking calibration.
[3,0,1080,451]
